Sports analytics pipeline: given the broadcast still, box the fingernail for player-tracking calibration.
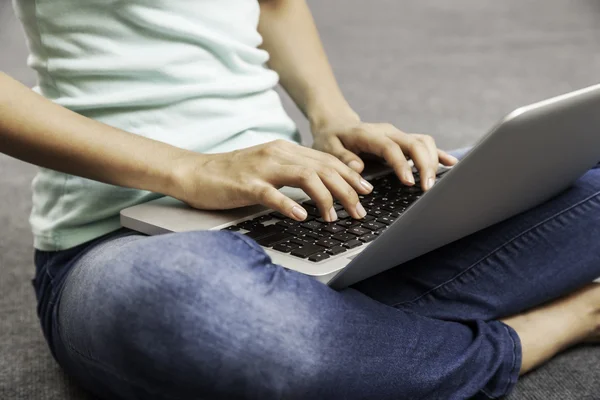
[348,160,362,171]
[291,206,307,220]
[427,177,436,190]
[328,206,338,222]
[404,171,415,185]
[448,155,459,164]
[360,178,373,192]
[356,202,367,218]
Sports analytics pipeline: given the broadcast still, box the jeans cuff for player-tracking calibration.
[479,321,523,399]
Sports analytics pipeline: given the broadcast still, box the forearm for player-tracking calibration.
[258,0,358,129]
[0,72,197,196]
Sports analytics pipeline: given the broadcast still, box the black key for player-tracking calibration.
[273,242,300,253]
[323,224,345,234]
[336,219,361,228]
[376,216,395,225]
[238,220,261,230]
[390,210,402,218]
[359,234,377,243]
[348,226,370,236]
[336,210,350,219]
[404,186,422,193]
[301,220,324,231]
[361,215,375,222]
[333,203,344,211]
[327,246,347,255]
[286,226,310,237]
[308,252,331,262]
[368,209,389,218]
[304,231,322,240]
[364,200,378,209]
[291,244,327,258]
[256,215,273,222]
[303,205,320,217]
[343,239,362,249]
[315,238,342,248]
[309,230,330,239]
[276,219,300,228]
[375,227,387,235]
[244,225,283,240]
[222,225,239,231]
[362,221,386,231]
[381,203,403,212]
[290,237,314,246]
[331,232,355,242]
[269,211,287,219]
[257,232,294,247]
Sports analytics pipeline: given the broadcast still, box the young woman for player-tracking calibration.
[3,0,600,398]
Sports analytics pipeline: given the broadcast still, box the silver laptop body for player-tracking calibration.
[121,84,600,289]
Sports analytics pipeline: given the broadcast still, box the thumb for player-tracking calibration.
[328,137,365,173]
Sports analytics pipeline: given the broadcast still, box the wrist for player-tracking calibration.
[155,149,209,201]
[309,106,361,137]
[305,94,360,136]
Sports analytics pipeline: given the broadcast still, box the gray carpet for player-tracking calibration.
[1,0,600,398]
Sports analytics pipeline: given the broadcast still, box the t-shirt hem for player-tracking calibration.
[33,217,124,251]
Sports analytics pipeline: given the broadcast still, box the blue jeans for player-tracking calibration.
[33,161,600,400]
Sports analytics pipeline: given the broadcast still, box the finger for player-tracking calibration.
[322,136,365,172]
[438,149,459,166]
[314,165,365,219]
[253,185,308,221]
[355,131,415,186]
[269,166,337,222]
[414,134,440,169]
[391,134,437,191]
[293,145,373,195]
[416,135,440,190]
[410,140,437,191]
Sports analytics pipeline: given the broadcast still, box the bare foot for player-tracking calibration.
[501,282,600,374]
[572,283,600,343]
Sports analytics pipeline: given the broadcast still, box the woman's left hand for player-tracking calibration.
[311,117,459,192]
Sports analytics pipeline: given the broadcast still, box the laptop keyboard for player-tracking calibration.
[221,171,429,263]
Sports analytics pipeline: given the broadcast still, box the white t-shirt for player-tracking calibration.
[13,0,299,250]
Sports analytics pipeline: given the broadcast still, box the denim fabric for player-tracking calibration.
[33,161,600,400]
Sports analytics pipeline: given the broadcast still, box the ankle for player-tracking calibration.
[501,284,600,374]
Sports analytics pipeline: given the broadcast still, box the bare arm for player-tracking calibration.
[257,0,355,128]
[0,72,188,196]
[258,0,457,191]
[0,72,374,222]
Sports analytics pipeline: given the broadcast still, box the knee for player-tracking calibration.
[112,230,278,326]
[96,231,270,346]
[105,231,322,395]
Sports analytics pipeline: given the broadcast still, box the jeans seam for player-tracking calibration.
[480,388,495,399]
[392,189,600,308]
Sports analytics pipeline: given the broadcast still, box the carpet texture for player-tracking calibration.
[1,0,600,398]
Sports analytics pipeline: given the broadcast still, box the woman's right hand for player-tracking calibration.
[170,139,374,222]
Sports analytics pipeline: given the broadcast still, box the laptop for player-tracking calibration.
[121,84,600,289]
